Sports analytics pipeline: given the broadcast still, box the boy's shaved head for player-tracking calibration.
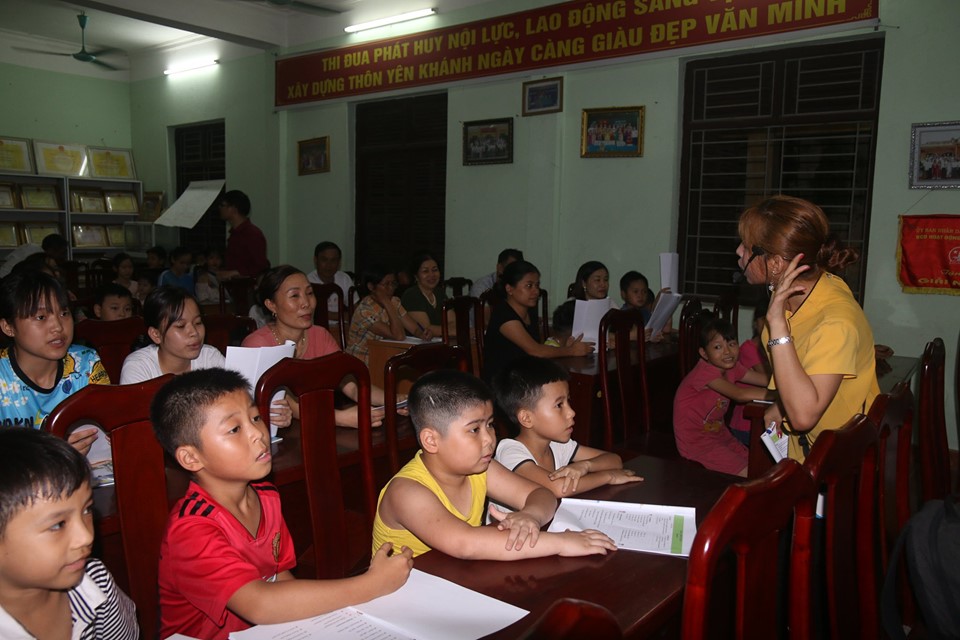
[408,370,493,438]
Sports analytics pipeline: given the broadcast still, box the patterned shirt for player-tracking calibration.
[345,296,407,364]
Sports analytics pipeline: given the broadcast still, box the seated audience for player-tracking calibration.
[619,270,672,340]
[111,252,138,299]
[195,247,225,305]
[146,245,167,271]
[306,241,355,321]
[152,369,412,640]
[400,252,448,336]
[469,248,524,298]
[0,428,138,639]
[372,369,617,558]
[92,283,134,321]
[159,246,196,295]
[552,261,618,345]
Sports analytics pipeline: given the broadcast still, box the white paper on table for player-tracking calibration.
[646,292,682,335]
[659,252,679,294]
[166,635,203,640]
[572,299,615,346]
[154,180,225,229]
[228,570,528,640]
[548,498,697,557]
[382,336,441,345]
[224,341,296,439]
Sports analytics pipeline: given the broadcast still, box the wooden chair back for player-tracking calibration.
[678,299,707,378]
[346,285,360,321]
[383,343,470,473]
[444,276,473,297]
[800,414,880,640]
[713,288,739,331]
[682,459,816,640]
[73,317,146,382]
[311,283,347,346]
[918,337,950,502]
[202,314,256,354]
[520,598,622,640]
[86,258,114,293]
[539,288,550,340]
[254,353,376,578]
[218,276,257,315]
[45,375,174,639]
[598,308,651,450]
[441,296,483,373]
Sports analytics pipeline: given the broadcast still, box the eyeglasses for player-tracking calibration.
[379,280,398,289]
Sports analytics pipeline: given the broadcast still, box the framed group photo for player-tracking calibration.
[298,137,330,175]
[581,106,645,158]
[522,77,563,116]
[909,121,960,188]
[462,118,514,165]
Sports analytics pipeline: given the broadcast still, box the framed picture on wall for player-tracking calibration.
[909,121,960,189]
[0,137,35,174]
[298,137,330,175]
[0,184,17,209]
[33,141,88,176]
[522,77,563,116]
[0,223,19,247]
[141,191,164,220]
[104,191,139,213]
[20,184,60,210]
[23,223,60,245]
[88,147,137,179]
[72,224,108,248]
[462,118,513,165]
[77,190,106,213]
[580,106,645,158]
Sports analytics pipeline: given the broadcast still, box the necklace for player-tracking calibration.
[421,286,437,307]
[270,323,308,357]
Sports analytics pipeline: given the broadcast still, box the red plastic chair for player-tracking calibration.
[520,598,623,640]
[681,459,816,640]
[918,337,950,502]
[311,282,346,346]
[73,316,146,382]
[383,343,469,474]
[441,296,483,374]
[254,352,376,579]
[45,375,175,639]
[202,313,256,354]
[800,414,880,640]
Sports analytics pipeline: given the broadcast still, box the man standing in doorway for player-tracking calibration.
[219,190,269,278]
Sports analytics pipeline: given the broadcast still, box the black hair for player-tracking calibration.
[221,190,251,217]
[497,248,524,266]
[619,270,648,293]
[143,286,200,336]
[408,251,441,280]
[112,252,133,270]
[9,252,57,277]
[408,370,493,438]
[146,246,167,261]
[552,299,575,333]
[256,265,306,314]
[41,233,69,252]
[169,246,192,262]
[572,261,608,300]
[0,270,70,323]
[151,368,252,458]
[314,241,342,258]
[700,316,736,349]
[359,264,393,295]
[493,356,569,428]
[0,428,89,537]
[94,282,134,307]
[494,260,540,298]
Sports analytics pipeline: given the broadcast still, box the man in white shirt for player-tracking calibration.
[306,241,355,321]
[469,248,524,298]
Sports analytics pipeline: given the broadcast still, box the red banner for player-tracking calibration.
[276,0,877,106]
[897,215,960,295]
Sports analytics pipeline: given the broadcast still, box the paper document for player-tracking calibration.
[155,180,225,229]
[548,498,697,557]
[383,336,441,345]
[646,292,682,335]
[572,298,616,345]
[760,426,789,462]
[85,427,114,487]
[659,252,679,293]
[225,342,296,439]
[229,569,528,640]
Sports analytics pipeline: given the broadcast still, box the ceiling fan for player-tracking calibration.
[14,12,123,71]
[239,0,344,15]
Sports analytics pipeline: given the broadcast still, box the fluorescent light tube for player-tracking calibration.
[344,8,436,33]
[164,59,219,76]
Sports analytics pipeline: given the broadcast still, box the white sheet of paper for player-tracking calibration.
[760,428,789,462]
[571,298,615,345]
[229,608,414,640]
[646,292,682,335]
[154,180,225,229]
[548,498,697,557]
[224,342,295,438]
[382,336,441,345]
[659,252,679,293]
[85,426,111,465]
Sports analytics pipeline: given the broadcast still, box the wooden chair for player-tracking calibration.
[800,414,880,640]
[218,276,257,315]
[441,296,483,374]
[311,282,346,346]
[86,258,114,293]
[678,298,707,378]
[202,313,256,354]
[713,288,739,330]
[383,343,470,473]
[346,285,360,321]
[45,375,175,639]
[918,337,950,502]
[538,288,550,340]
[444,276,472,297]
[682,459,816,640]
[73,316,145,382]
[520,598,622,640]
[254,352,376,579]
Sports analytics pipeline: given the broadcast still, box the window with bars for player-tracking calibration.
[678,38,883,304]
[174,122,226,253]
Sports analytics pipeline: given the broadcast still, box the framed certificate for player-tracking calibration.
[0,223,19,247]
[0,184,17,209]
[104,191,139,213]
[106,225,125,247]
[20,184,60,210]
[23,223,60,245]
[72,224,108,248]
[88,147,137,179]
[77,190,106,213]
[140,191,164,220]
[34,141,88,176]
[0,137,35,174]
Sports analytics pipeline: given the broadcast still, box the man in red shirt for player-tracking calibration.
[219,190,269,278]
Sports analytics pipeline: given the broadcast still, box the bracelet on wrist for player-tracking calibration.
[767,335,794,348]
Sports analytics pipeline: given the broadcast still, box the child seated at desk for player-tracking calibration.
[619,270,672,341]
[152,369,413,640]
[492,356,642,497]
[672,317,772,476]
[92,282,134,321]
[0,428,138,639]
[372,369,616,559]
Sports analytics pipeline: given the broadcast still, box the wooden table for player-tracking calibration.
[415,454,737,639]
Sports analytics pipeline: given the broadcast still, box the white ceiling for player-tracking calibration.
[0,0,503,79]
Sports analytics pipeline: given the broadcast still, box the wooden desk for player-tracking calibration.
[415,455,737,638]
[554,340,680,448]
